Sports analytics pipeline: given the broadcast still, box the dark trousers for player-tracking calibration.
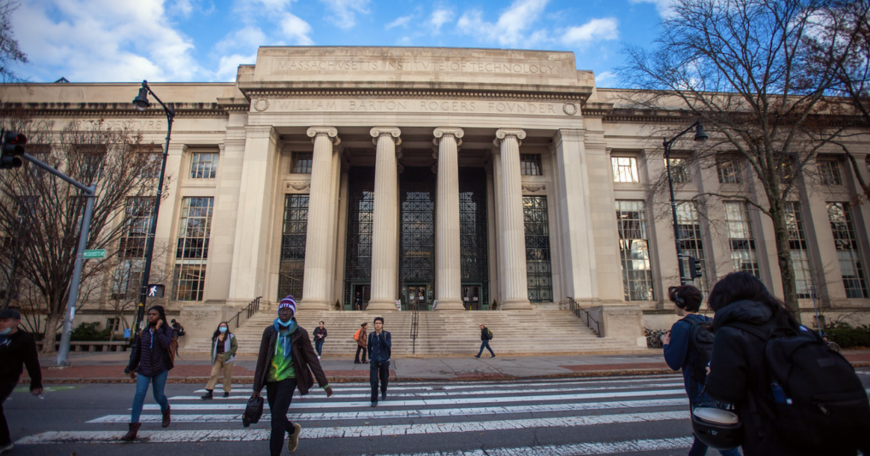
[370,360,389,402]
[315,339,324,356]
[0,383,13,445]
[355,345,367,363]
[266,378,298,456]
[477,340,495,357]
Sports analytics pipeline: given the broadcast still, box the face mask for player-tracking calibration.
[219,327,228,333]
[0,327,10,335]
[277,319,293,327]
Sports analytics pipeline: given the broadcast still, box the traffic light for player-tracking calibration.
[147,284,165,298]
[689,256,704,279]
[0,131,26,169]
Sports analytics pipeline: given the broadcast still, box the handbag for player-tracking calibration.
[242,395,264,427]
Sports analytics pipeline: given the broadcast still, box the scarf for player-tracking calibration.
[273,318,297,357]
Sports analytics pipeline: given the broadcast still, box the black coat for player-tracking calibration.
[253,322,329,396]
[125,325,173,377]
[0,329,41,391]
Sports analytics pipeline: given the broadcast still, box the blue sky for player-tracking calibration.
[11,0,672,88]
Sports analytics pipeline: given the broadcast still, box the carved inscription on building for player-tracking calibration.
[274,59,561,76]
[264,99,567,116]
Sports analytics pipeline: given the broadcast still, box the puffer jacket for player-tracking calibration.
[125,325,173,377]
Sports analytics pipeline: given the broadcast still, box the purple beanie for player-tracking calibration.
[278,295,297,316]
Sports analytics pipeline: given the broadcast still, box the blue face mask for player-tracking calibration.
[277,319,293,327]
[219,327,228,333]
[0,327,10,335]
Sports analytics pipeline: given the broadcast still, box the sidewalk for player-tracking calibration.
[22,349,870,384]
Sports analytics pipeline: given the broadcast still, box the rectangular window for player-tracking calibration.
[141,152,162,179]
[520,154,542,176]
[725,202,760,277]
[785,202,813,299]
[717,158,741,184]
[777,158,793,184]
[612,157,639,183]
[71,144,106,183]
[677,202,708,292]
[818,160,843,186]
[291,152,313,174]
[523,196,553,303]
[190,153,219,179]
[616,200,655,301]
[665,158,691,184]
[113,197,155,299]
[172,197,214,301]
[827,202,868,298]
[278,194,309,300]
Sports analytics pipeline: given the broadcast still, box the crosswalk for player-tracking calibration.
[15,373,709,455]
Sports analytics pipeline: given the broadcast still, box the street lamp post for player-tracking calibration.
[663,119,708,285]
[130,80,174,336]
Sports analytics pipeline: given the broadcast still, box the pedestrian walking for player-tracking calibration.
[313,321,327,359]
[0,309,42,455]
[252,295,333,455]
[661,285,740,456]
[475,323,495,358]
[354,291,363,311]
[368,316,391,407]
[201,321,238,399]
[353,322,367,364]
[122,305,174,441]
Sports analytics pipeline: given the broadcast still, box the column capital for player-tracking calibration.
[495,128,527,141]
[433,127,464,144]
[370,127,402,144]
[306,126,340,145]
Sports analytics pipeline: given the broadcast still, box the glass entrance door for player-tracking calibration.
[406,285,428,311]
[461,285,482,310]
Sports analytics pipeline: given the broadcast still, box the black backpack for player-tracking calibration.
[733,323,870,452]
[684,316,715,385]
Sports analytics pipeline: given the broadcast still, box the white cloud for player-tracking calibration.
[386,15,413,30]
[169,0,194,17]
[216,53,257,82]
[14,0,202,82]
[595,71,617,87]
[561,18,619,47]
[629,0,677,18]
[457,0,549,47]
[280,13,314,45]
[429,8,453,33]
[215,26,269,54]
[319,0,370,30]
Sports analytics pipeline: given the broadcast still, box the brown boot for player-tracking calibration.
[161,406,171,428]
[121,423,141,441]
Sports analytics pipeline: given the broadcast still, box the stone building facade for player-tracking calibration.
[1,47,868,344]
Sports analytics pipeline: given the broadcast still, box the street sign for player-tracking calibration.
[147,284,165,298]
[83,249,106,259]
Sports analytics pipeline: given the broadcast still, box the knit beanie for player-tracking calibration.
[278,295,297,316]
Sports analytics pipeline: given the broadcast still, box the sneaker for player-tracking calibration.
[287,423,302,453]
[381,392,386,401]
[317,355,321,359]
[223,391,230,398]
[474,355,480,359]
[370,401,378,407]
[491,355,496,358]
[0,442,13,454]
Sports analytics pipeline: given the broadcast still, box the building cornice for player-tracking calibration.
[239,86,595,104]
[0,101,231,118]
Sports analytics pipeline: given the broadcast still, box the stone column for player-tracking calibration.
[433,127,465,311]
[300,127,340,310]
[494,129,532,310]
[368,127,402,311]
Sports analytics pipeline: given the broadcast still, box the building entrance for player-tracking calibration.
[406,284,429,311]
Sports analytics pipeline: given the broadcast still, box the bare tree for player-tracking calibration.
[0,0,26,82]
[618,0,867,316]
[0,111,162,355]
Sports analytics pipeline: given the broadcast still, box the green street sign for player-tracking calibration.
[83,249,106,259]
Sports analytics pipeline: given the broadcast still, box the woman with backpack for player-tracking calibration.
[201,321,238,399]
[661,285,740,456]
[353,322,367,364]
[706,272,870,456]
[121,305,174,441]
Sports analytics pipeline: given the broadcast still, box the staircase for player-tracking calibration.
[184,309,647,356]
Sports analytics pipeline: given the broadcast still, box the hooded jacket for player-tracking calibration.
[253,319,328,395]
[125,324,174,377]
[0,329,42,392]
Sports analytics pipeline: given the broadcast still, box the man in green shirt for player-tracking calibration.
[253,296,333,455]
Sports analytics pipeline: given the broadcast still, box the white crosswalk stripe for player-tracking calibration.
[17,374,706,455]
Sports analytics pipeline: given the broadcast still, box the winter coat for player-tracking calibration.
[663,314,711,403]
[355,327,367,348]
[367,330,391,363]
[0,329,42,391]
[480,327,492,341]
[313,327,327,341]
[125,325,173,377]
[253,321,328,395]
[211,333,238,364]
[706,299,801,456]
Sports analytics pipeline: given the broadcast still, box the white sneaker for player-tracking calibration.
[0,442,13,454]
[317,355,321,359]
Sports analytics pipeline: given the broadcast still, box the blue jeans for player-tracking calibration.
[315,339,324,356]
[130,370,169,423]
[477,340,495,357]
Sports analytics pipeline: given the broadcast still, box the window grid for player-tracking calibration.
[172,197,214,301]
[278,194,309,301]
[71,144,106,184]
[190,153,219,179]
[676,202,708,293]
[818,160,843,186]
[523,196,553,303]
[141,152,162,179]
[291,152,313,174]
[785,202,813,299]
[520,154,542,176]
[725,202,760,277]
[616,200,655,301]
[717,158,741,184]
[612,157,639,183]
[113,197,155,299]
[827,202,869,298]
[665,158,691,184]
[343,168,375,308]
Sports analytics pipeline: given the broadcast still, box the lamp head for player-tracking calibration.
[133,87,150,111]
[694,122,709,142]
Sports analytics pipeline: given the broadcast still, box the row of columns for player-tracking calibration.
[299,127,532,311]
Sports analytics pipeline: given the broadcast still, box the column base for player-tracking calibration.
[434,299,465,311]
[501,299,533,310]
[297,300,331,311]
[365,300,399,311]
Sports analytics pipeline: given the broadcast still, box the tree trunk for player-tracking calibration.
[40,311,63,356]
[769,203,802,321]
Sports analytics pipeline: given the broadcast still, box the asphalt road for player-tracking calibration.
[6,370,870,456]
